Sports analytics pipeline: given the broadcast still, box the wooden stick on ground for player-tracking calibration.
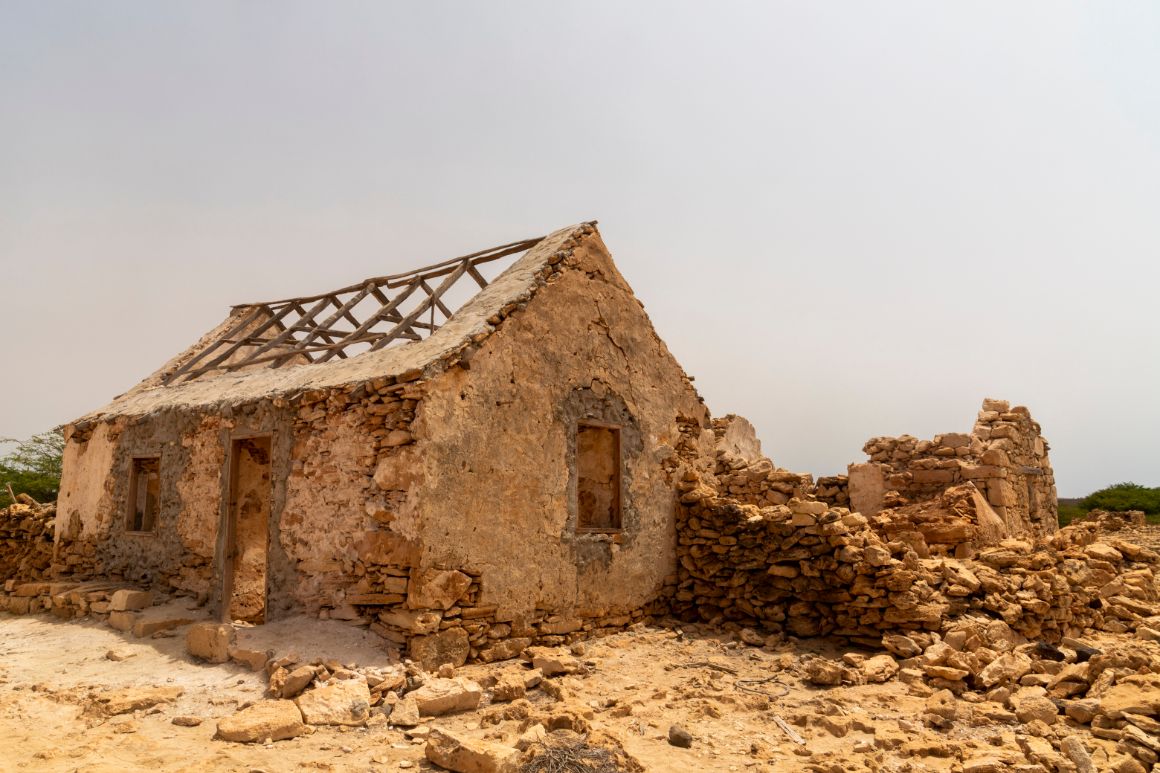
[772,714,806,745]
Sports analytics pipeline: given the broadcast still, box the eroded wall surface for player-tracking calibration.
[55,413,225,595]
[54,386,416,619]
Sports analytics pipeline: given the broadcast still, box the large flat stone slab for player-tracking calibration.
[216,700,306,743]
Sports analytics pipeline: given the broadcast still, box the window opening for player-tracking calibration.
[577,423,622,531]
[127,457,160,533]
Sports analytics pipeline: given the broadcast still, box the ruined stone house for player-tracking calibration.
[43,218,1064,667]
[53,222,714,663]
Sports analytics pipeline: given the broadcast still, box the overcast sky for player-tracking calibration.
[2,2,1158,496]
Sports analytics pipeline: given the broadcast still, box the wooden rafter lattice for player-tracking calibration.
[163,235,545,385]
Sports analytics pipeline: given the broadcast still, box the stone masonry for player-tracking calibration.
[849,398,1058,539]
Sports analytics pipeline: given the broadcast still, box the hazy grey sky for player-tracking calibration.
[2,2,1158,496]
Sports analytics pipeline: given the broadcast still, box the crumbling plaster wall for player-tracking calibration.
[400,231,710,627]
[55,378,417,620]
[55,412,228,594]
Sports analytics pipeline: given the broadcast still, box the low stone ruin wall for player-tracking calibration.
[850,398,1058,539]
[0,499,54,584]
[813,475,850,508]
[672,472,1160,647]
[1076,509,1148,530]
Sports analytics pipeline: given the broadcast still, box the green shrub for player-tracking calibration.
[1080,482,1160,515]
[1057,501,1086,525]
[0,429,64,505]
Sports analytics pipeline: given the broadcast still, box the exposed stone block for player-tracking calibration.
[109,589,153,612]
[186,622,236,663]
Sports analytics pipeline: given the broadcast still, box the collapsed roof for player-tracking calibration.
[78,223,593,422]
[165,236,547,385]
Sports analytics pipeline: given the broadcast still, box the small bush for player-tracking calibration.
[1080,482,1160,516]
[0,429,64,505]
[1057,501,1086,525]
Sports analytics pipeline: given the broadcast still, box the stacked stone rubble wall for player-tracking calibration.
[812,475,850,508]
[672,473,1159,647]
[0,500,54,584]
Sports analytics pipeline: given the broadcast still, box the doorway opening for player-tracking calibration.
[223,436,271,623]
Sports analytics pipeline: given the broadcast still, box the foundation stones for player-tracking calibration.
[406,569,472,610]
[109,589,152,612]
[378,608,442,635]
[409,627,470,671]
[478,638,532,664]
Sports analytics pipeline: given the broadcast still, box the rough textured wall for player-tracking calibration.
[281,381,418,618]
[393,228,709,644]
[849,398,1057,538]
[55,420,122,571]
[173,415,228,595]
[54,375,416,619]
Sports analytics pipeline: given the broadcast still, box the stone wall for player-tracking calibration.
[813,474,850,509]
[361,227,711,665]
[849,398,1057,538]
[672,471,1158,647]
[0,499,54,583]
[52,376,420,618]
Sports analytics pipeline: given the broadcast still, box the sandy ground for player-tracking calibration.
[0,609,1091,773]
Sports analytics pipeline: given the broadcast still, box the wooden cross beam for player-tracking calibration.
[167,233,545,382]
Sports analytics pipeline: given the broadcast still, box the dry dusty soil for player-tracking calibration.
[4,607,1158,773]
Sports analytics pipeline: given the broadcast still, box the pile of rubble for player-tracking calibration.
[710,449,812,508]
[0,583,204,637]
[0,497,54,583]
[869,483,1008,558]
[813,475,850,509]
[182,618,636,771]
[800,622,1160,771]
